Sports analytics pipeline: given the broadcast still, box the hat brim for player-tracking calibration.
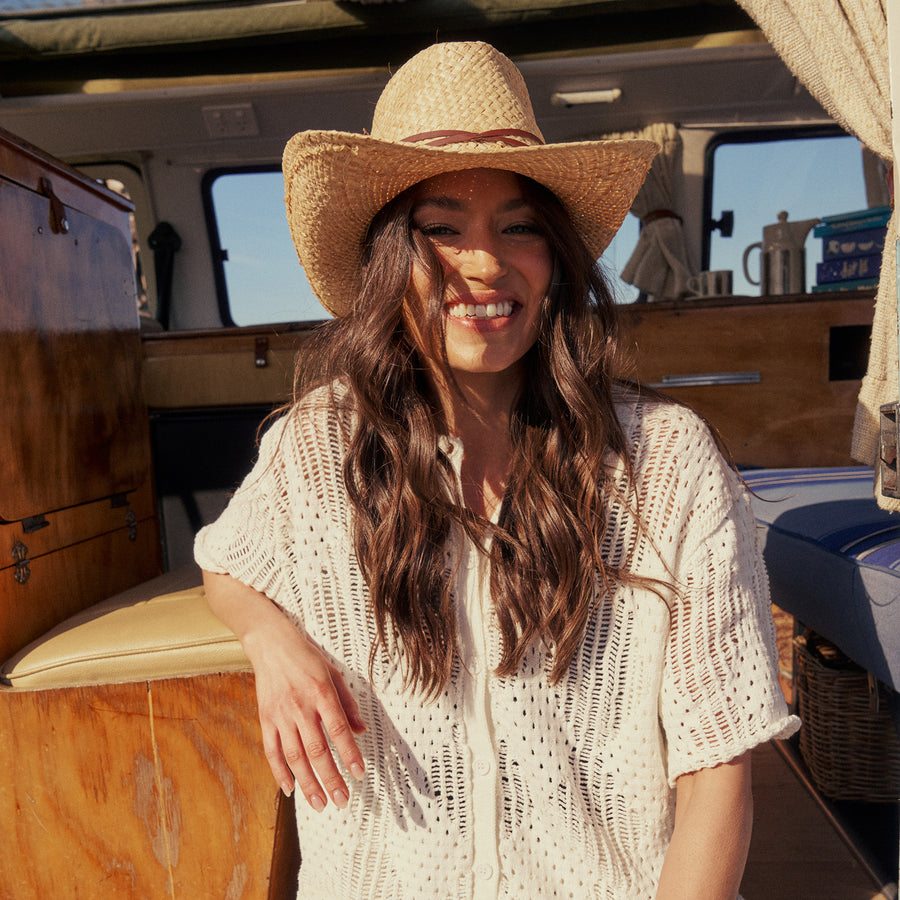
[283,130,659,317]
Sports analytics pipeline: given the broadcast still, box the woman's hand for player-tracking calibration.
[245,615,367,810]
[202,571,367,812]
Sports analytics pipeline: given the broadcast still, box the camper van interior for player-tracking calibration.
[0,1,897,897]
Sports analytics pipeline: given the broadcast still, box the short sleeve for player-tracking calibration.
[658,445,799,785]
[194,412,299,602]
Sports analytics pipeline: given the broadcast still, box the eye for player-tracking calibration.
[504,220,542,236]
[416,223,457,238]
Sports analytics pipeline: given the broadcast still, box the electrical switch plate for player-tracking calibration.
[202,103,260,139]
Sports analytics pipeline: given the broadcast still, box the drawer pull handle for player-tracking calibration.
[649,371,761,389]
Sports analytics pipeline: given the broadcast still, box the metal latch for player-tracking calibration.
[111,493,138,541]
[255,336,269,368]
[37,177,69,235]
[879,402,900,499]
[12,540,30,585]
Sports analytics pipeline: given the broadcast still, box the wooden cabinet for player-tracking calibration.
[620,292,875,469]
[0,673,289,899]
[0,126,162,661]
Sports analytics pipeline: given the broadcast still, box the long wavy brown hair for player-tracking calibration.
[295,171,656,698]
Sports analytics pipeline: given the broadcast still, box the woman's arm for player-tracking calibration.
[655,751,753,900]
[202,570,367,812]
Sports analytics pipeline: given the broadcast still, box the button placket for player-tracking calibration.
[466,548,500,899]
[446,438,501,898]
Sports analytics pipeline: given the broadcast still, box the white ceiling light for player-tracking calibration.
[550,88,623,107]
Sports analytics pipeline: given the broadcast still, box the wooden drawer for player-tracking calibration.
[142,325,316,409]
[621,293,875,468]
[0,480,162,662]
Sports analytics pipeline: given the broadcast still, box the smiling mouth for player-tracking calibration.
[445,299,515,320]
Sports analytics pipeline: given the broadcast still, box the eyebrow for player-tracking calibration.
[413,195,531,214]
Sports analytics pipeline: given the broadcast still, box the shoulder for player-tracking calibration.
[613,385,721,467]
[612,386,745,544]
[273,382,355,439]
[251,382,353,476]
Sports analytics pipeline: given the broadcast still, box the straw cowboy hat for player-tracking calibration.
[283,41,659,317]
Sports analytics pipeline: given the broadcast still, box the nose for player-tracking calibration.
[456,232,506,283]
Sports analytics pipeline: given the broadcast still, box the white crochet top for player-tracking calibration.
[195,387,798,899]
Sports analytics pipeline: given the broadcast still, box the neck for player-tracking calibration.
[433,366,521,436]
[430,367,522,518]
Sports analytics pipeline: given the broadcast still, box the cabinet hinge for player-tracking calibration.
[12,540,30,585]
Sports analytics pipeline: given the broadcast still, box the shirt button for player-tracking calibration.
[475,863,494,880]
[474,758,492,776]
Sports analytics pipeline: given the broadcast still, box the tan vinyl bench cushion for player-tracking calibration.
[0,566,250,690]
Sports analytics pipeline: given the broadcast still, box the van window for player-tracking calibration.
[206,167,642,325]
[604,213,640,304]
[705,132,869,296]
[205,168,330,326]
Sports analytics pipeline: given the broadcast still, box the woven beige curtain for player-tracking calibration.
[607,123,695,300]
[735,0,897,508]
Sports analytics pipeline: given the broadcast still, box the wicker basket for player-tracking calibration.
[793,630,900,803]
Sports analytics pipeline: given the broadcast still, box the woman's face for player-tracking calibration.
[405,168,553,387]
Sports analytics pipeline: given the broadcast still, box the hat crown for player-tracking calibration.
[371,42,545,145]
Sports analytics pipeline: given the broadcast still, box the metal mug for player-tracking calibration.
[686,269,733,297]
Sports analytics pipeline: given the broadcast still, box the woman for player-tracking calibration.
[196,41,798,899]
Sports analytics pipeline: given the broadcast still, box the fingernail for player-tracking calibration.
[309,794,325,813]
[332,789,348,808]
[281,781,294,798]
[350,762,365,780]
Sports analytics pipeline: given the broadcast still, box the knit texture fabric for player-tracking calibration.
[195,387,798,899]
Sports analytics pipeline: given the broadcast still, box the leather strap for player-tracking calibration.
[401,129,543,148]
[642,208,682,225]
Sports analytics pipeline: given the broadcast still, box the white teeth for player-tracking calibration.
[447,300,513,319]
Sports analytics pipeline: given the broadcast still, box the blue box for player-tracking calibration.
[811,277,879,293]
[814,205,891,237]
[821,227,887,260]
[817,254,882,284]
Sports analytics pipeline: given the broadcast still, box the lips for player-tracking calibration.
[444,294,518,320]
[446,300,513,319]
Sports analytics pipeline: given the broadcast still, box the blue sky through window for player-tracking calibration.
[211,133,870,325]
[709,135,867,296]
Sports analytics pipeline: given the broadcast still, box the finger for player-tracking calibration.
[260,721,302,800]
[272,724,332,813]
[330,666,368,734]
[316,682,366,782]
[297,717,351,809]
[284,740,330,813]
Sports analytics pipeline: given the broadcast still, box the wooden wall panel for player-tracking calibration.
[0,179,148,521]
[621,294,875,469]
[0,673,281,899]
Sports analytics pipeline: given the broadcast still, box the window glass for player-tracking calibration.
[708,134,868,296]
[208,168,643,325]
[209,170,330,326]
[604,211,640,304]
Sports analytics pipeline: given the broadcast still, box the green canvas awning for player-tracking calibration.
[0,0,754,82]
